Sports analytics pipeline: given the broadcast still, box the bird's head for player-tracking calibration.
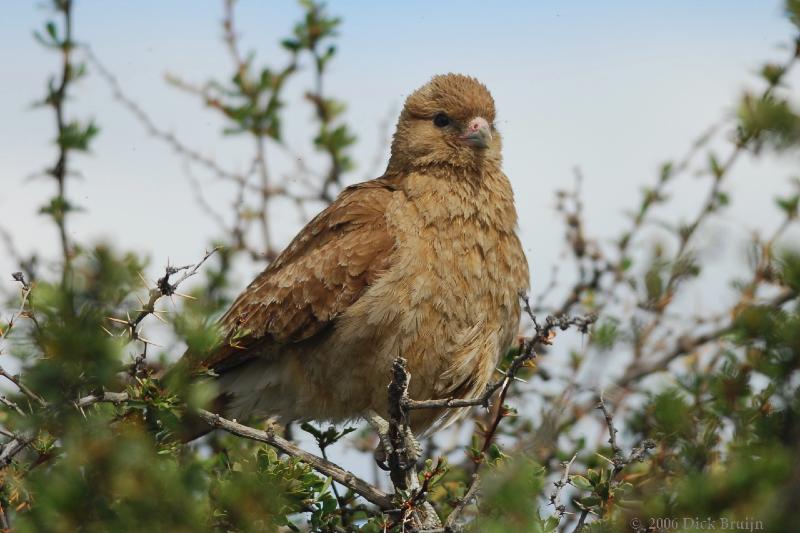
[388,73,500,173]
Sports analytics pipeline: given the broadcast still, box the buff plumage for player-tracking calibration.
[187,73,530,433]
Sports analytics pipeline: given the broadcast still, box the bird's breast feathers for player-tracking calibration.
[334,170,529,407]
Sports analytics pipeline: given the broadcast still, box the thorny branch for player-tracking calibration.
[618,287,798,386]
[524,42,800,493]
[550,453,577,518]
[196,409,395,510]
[68,388,395,510]
[0,249,221,468]
[380,358,443,530]
[47,0,75,279]
[443,473,481,532]
[0,273,45,409]
[567,398,655,532]
[105,247,219,374]
[0,273,32,349]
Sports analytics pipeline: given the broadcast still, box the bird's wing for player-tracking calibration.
[197,178,398,373]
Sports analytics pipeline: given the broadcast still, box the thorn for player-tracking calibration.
[173,291,196,300]
[100,326,115,337]
[105,316,129,325]
[138,272,151,288]
[137,335,162,348]
[151,311,167,324]
[495,369,528,383]
[595,452,614,465]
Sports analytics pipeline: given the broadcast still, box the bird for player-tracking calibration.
[184,73,530,436]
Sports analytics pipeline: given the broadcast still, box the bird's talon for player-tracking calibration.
[373,442,391,471]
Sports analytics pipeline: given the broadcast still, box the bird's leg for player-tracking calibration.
[366,410,422,472]
[366,410,393,471]
[401,424,422,464]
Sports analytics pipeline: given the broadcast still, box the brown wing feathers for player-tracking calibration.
[198,179,397,372]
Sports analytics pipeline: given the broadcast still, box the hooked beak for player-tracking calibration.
[460,116,493,149]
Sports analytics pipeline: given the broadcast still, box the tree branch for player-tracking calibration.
[195,409,394,510]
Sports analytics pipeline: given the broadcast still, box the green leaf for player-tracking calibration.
[708,152,723,179]
[738,93,800,149]
[775,194,799,218]
[544,515,561,532]
[591,318,620,350]
[281,38,301,51]
[570,474,593,490]
[57,120,100,151]
[33,20,60,48]
[578,495,601,508]
[320,475,332,496]
[660,161,674,182]
[761,63,786,86]
[645,266,663,303]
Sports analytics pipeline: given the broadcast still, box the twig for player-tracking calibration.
[47,0,75,278]
[0,434,34,467]
[196,409,394,509]
[0,368,46,408]
[550,453,577,518]
[73,389,394,509]
[84,47,247,187]
[384,359,443,530]
[74,391,130,409]
[0,396,25,418]
[572,509,590,533]
[478,300,595,458]
[618,287,797,385]
[106,247,219,373]
[443,473,481,532]
[0,272,33,353]
[596,394,623,475]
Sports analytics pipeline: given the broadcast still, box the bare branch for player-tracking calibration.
[72,388,395,510]
[196,409,394,510]
[618,287,797,386]
[443,473,481,532]
[105,247,219,374]
[550,453,578,518]
[596,394,620,458]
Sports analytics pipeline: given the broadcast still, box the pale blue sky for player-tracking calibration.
[1,0,798,305]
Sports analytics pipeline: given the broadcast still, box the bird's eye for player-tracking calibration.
[433,113,450,128]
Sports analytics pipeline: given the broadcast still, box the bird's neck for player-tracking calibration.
[389,162,519,233]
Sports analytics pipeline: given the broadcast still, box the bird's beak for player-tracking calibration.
[460,116,493,149]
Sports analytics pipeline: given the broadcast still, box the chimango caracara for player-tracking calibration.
[189,73,529,435]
